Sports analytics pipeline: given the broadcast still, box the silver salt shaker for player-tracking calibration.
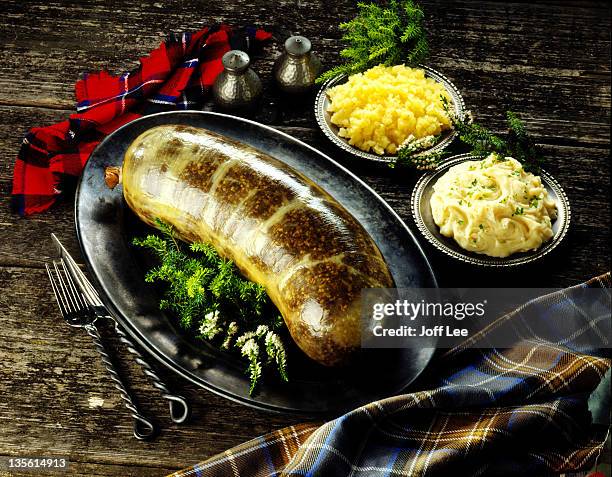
[213,50,262,110]
[273,36,322,94]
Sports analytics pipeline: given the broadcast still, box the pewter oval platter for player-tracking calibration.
[411,154,571,267]
[75,111,437,416]
[314,65,466,163]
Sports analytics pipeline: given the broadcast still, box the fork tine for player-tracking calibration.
[74,265,102,306]
[46,263,68,317]
[52,233,102,307]
[60,259,88,311]
[62,248,97,300]
[53,260,78,314]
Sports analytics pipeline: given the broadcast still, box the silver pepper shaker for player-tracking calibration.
[213,50,262,110]
[273,36,323,94]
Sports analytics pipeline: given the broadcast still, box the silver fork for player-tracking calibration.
[46,259,157,440]
[51,234,189,425]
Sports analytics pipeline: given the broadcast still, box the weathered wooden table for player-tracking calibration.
[0,1,609,476]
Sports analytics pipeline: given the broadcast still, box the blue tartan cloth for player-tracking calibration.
[170,273,611,477]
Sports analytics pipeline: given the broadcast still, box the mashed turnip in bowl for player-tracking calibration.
[326,64,452,155]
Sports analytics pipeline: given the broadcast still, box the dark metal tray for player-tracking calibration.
[75,111,437,416]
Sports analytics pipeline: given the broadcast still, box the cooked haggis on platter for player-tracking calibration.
[105,124,394,367]
[326,64,452,155]
[429,154,557,258]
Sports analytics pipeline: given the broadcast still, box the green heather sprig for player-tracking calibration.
[317,0,429,84]
[391,134,448,170]
[133,219,288,394]
[236,324,288,394]
[442,96,545,173]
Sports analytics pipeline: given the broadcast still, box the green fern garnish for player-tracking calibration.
[505,111,545,173]
[133,219,288,394]
[442,96,544,173]
[317,0,429,84]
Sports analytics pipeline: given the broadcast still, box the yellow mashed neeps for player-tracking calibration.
[326,64,452,155]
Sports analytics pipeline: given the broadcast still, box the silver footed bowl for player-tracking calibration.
[411,154,571,267]
[314,65,466,163]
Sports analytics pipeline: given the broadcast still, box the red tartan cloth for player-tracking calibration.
[11,25,271,216]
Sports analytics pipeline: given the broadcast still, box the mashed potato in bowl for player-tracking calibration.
[326,64,452,155]
[429,154,557,258]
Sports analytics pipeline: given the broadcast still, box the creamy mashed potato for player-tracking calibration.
[326,64,452,155]
[430,154,557,257]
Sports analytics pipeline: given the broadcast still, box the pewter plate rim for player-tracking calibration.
[314,64,466,163]
[411,153,571,267]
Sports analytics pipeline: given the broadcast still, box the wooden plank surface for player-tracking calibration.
[0,1,610,476]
